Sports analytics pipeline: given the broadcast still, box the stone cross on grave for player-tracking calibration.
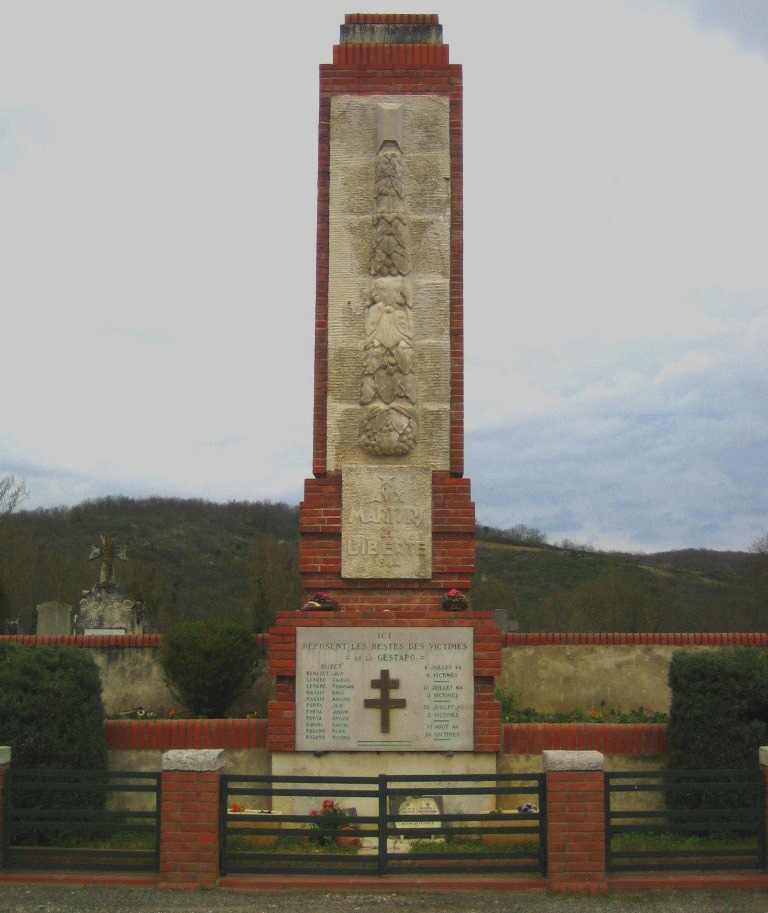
[364,668,406,733]
[89,534,128,589]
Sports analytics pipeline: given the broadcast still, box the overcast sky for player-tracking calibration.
[2,0,767,553]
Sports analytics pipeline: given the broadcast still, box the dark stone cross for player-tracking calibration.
[364,668,406,733]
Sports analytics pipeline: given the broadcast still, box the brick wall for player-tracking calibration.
[503,723,668,756]
[105,718,268,751]
[299,472,475,601]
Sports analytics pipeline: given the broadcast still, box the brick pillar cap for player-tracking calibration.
[543,749,604,772]
[162,748,224,771]
[0,746,10,766]
[760,746,768,768]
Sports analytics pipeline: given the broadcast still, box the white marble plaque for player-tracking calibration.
[296,627,473,751]
[342,466,432,579]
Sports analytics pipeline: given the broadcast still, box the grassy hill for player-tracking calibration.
[473,539,761,632]
[0,497,764,634]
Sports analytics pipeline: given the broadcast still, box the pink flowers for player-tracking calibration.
[442,588,469,610]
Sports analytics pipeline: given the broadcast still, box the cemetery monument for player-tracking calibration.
[267,15,502,792]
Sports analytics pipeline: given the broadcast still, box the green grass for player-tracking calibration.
[611,831,757,852]
[497,690,669,723]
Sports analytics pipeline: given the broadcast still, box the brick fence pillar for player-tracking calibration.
[160,748,224,888]
[0,746,9,867]
[544,749,608,894]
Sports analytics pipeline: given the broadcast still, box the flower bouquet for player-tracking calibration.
[309,798,353,846]
[301,591,337,611]
[442,588,469,611]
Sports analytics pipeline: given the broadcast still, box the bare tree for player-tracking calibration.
[751,532,768,556]
[0,475,29,518]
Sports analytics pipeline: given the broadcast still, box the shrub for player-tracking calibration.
[0,643,108,839]
[667,648,768,809]
[160,619,263,718]
[0,643,107,770]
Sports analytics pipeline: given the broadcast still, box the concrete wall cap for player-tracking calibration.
[162,748,225,772]
[0,746,10,766]
[543,749,604,772]
[760,746,768,768]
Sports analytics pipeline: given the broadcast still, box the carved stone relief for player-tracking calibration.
[359,103,418,456]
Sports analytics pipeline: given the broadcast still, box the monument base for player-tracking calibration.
[271,751,496,818]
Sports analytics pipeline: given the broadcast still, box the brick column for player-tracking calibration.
[0,746,9,867]
[544,749,608,894]
[160,749,224,888]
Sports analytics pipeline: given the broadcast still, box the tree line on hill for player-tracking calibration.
[0,493,765,634]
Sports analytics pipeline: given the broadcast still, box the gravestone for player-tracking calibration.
[36,600,72,635]
[267,14,501,809]
[75,535,145,635]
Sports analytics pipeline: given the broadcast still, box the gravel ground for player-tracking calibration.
[1,886,768,913]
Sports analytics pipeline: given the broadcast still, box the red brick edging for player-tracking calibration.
[104,719,666,756]
[105,718,268,751]
[503,723,667,755]
[504,632,768,646]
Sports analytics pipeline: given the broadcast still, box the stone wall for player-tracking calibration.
[499,633,768,715]
[0,635,271,717]
[2,632,765,718]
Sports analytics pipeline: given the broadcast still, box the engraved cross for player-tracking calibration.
[364,668,406,733]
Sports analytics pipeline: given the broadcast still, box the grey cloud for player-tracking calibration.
[467,327,768,551]
[641,0,768,57]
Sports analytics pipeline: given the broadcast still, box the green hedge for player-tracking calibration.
[0,643,108,839]
[0,642,107,770]
[160,619,263,718]
[667,648,768,808]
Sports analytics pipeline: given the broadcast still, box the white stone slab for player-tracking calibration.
[542,750,604,772]
[296,626,473,751]
[162,749,225,772]
[341,466,432,579]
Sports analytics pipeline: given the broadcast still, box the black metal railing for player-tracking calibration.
[605,769,766,873]
[220,772,546,877]
[2,768,161,872]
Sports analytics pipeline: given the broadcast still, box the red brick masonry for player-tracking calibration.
[160,768,220,888]
[103,718,667,756]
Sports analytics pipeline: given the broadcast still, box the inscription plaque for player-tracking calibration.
[296,626,473,751]
[342,466,432,579]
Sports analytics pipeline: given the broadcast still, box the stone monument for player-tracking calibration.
[75,535,145,635]
[267,14,501,793]
[36,600,73,635]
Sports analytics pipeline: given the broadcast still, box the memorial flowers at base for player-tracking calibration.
[309,798,348,844]
[302,591,338,611]
[442,588,469,610]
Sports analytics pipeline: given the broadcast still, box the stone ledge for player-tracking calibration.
[543,749,604,772]
[161,748,224,772]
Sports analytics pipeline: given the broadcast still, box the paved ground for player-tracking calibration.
[1,885,768,913]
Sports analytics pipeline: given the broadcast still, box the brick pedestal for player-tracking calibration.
[159,749,223,888]
[544,750,608,894]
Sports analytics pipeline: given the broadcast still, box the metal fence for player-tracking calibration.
[220,772,546,877]
[605,768,766,873]
[2,768,161,872]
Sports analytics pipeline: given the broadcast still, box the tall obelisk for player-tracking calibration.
[268,14,501,775]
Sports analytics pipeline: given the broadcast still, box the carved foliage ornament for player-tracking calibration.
[359,103,418,457]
